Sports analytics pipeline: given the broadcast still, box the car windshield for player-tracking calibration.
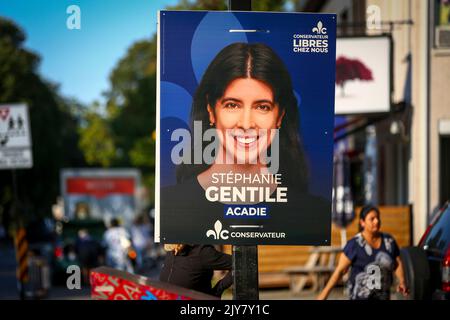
[423,203,450,256]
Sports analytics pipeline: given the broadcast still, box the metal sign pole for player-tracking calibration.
[227,0,259,300]
[232,245,259,300]
[12,169,27,300]
[1,104,33,299]
[228,0,251,11]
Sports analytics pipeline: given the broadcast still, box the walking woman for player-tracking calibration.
[317,205,409,300]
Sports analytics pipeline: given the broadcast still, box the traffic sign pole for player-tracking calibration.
[14,226,28,300]
[228,0,251,11]
[1,104,32,299]
[11,169,28,300]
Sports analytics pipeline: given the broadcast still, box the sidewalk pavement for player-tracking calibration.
[222,287,347,300]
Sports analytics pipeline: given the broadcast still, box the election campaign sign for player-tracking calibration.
[156,11,336,245]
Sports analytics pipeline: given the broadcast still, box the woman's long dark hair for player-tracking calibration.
[176,42,308,192]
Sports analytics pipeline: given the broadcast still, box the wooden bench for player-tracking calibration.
[285,266,335,292]
[284,246,342,293]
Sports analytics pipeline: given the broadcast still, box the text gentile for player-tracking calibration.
[205,173,288,203]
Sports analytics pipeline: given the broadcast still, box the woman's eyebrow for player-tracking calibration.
[220,97,242,104]
[253,99,274,105]
[220,98,274,104]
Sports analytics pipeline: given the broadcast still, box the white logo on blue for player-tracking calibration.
[206,220,229,240]
[312,21,327,35]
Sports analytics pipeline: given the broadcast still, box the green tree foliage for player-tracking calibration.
[78,104,116,167]
[0,18,85,227]
[78,38,158,200]
[108,40,157,168]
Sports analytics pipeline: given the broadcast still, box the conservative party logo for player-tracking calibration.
[293,20,329,54]
[206,220,229,240]
[312,21,327,35]
[206,219,287,241]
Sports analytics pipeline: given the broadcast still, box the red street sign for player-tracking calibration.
[66,178,135,198]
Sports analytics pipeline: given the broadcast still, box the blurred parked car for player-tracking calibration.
[400,201,450,300]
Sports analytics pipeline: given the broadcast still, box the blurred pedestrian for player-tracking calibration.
[102,218,133,273]
[147,207,165,263]
[317,205,409,300]
[130,214,152,270]
[159,244,232,298]
[75,229,101,284]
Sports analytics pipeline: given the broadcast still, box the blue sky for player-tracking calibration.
[0,0,178,105]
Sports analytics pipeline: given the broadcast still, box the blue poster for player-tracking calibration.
[156,11,336,245]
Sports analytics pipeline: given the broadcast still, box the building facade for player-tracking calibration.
[300,0,450,243]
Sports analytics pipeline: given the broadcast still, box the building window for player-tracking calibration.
[434,0,450,48]
[339,9,349,37]
[438,0,450,26]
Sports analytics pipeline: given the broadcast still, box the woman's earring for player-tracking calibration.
[210,122,215,127]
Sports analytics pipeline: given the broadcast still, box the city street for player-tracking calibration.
[1,240,348,300]
[0,240,162,300]
[0,241,18,299]
[2,239,409,300]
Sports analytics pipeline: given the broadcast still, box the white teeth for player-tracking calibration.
[236,136,257,144]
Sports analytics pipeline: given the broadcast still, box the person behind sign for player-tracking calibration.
[317,205,409,300]
[75,229,102,284]
[159,244,232,298]
[130,214,152,270]
[102,218,134,273]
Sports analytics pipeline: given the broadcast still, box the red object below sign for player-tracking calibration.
[66,178,135,198]
[90,267,219,300]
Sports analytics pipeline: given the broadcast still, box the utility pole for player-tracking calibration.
[227,0,259,301]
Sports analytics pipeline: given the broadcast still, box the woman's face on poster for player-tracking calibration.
[207,78,285,165]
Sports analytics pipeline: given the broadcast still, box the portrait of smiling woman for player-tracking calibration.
[177,42,308,192]
[160,42,331,244]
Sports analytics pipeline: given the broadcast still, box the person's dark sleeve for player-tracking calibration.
[74,239,81,254]
[211,271,233,297]
[343,239,357,262]
[199,245,232,270]
[391,236,400,258]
